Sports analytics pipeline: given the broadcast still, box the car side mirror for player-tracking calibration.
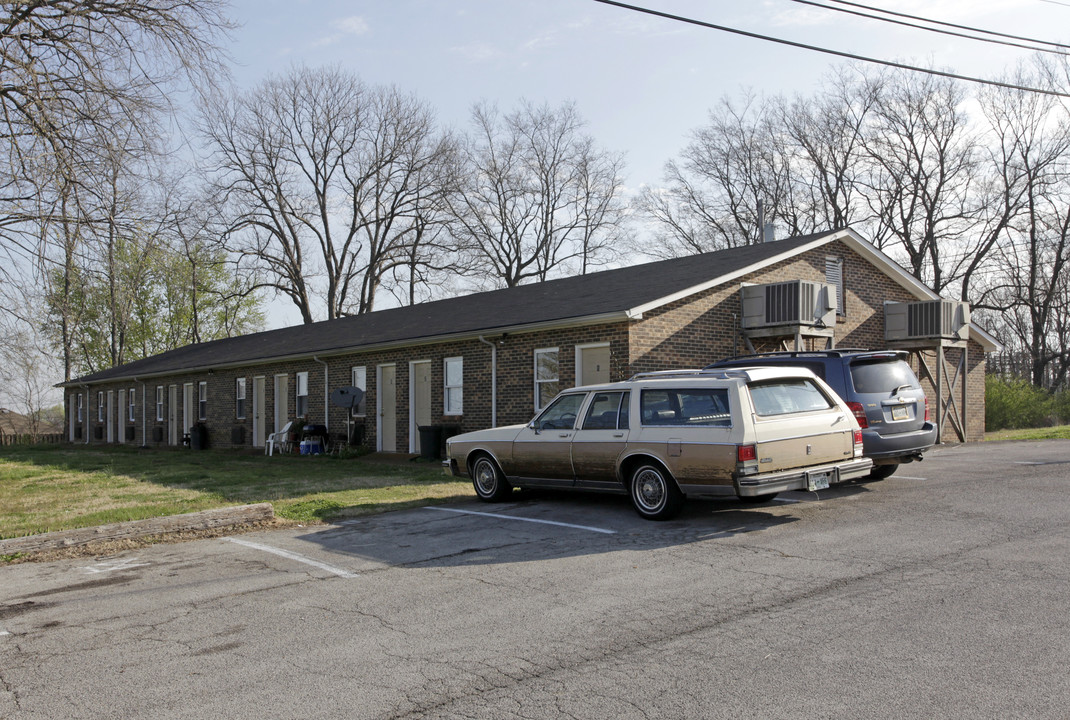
[528,421,541,435]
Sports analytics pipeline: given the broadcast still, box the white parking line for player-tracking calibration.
[424,506,617,534]
[895,476,927,480]
[224,538,358,578]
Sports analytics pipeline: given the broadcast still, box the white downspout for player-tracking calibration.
[313,357,329,432]
[478,336,497,428]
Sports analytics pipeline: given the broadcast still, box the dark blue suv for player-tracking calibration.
[705,350,937,479]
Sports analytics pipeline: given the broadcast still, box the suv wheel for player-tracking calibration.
[629,463,683,520]
[868,464,898,481]
[471,455,511,501]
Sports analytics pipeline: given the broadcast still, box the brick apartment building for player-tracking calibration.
[59,228,998,454]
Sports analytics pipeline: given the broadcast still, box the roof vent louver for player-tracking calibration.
[885,300,970,342]
[741,280,836,329]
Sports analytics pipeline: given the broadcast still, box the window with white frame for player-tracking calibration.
[235,378,247,419]
[534,348,560,411]
[296,371,309,417]
[351,366,367,416]
[155,386,164,421]
[198,381,208,420]
[444,357,463,415]
[77,393,83,423]
[97,391,104,421]
[128,388,136,422]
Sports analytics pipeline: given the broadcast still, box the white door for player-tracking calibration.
[182,383,194,436]
[410,361,432,453]
[106,391,115,443]
[274,374,289,433]
[168,385,178,445]
[378,364,396,452]
[253,376,266,448]
[578,344,612,386]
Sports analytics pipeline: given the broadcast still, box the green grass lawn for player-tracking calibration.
[0,444,473,539]
[983,425,1070,441]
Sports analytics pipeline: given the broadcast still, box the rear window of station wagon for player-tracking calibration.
[748,378,835,416]
[640,388,731,427]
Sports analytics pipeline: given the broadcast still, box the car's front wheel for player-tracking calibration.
[629,463,683,520]
[470,454,512,502]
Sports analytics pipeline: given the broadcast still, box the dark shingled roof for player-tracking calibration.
[67,231,837,385]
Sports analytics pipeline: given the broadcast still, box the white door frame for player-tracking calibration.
[182,383,194,436]
[252,376,266,448]
[117,389,126,444]
[273,374,289,433]
[168,385,178,445]
[377,363,397,452]
[408,360,432,453]
[106,390,115,443]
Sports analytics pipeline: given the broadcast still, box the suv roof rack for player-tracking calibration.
[703,348,899,368]
[628,368,749,381]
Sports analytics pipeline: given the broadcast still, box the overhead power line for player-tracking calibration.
[591,0,1070,98]
[794,0,1070,55]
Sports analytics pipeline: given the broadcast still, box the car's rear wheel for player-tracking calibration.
[868,464,898,480]
[629,463,683,520]
[471,454,511,501]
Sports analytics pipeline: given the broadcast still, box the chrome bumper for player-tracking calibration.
[736,457,873,497]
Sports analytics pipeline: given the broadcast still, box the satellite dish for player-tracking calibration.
[330,386,365,410]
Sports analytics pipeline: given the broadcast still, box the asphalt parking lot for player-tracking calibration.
[2,440,1069,719]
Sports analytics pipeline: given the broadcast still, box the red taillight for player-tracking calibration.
[846,401,869,429]
[737,444,757,462]
[924,396,930,422]
[854,429,864,445]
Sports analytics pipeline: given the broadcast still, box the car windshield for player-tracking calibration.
[850,359,919,394]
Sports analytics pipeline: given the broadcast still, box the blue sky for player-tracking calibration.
[225,0,1067,191]
[221,0,1067,328]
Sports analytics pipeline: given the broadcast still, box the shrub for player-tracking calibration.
[985,375,1053,430]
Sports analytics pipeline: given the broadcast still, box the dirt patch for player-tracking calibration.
[2,517,302,564]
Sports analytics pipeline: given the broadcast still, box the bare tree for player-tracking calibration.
[203,67,456,322]
[637,93,794,257]
[448,100,626,288]
[859,69,977,293]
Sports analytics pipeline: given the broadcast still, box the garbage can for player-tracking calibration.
[190,423,207,450]
[418,425,442,460]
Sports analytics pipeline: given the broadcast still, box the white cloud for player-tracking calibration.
[450,43,501,62]
[312,15,369,47]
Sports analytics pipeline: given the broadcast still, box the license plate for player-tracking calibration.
[891,406,909,421]
[807,471,831,491]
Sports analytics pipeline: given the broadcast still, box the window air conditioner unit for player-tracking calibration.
[741,280,836,329]
[885,300,970,342]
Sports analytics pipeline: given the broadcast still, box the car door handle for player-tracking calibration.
[613,433,624,438]
[559,433,571,438]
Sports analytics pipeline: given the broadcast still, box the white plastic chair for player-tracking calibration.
[266,420,294,456]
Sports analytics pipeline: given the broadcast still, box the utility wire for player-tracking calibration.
[821,0,1070,51]
[794,0,1070,54]
[591,0,1070,98]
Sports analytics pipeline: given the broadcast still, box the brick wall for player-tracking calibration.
[66,238,989,451]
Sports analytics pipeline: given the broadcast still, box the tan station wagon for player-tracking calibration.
[444,367,873,520]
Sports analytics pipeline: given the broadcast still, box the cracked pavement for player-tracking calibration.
[1,440,1069,718]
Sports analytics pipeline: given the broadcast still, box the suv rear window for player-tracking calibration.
[748,379,834,416]
[850,359,919,393]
